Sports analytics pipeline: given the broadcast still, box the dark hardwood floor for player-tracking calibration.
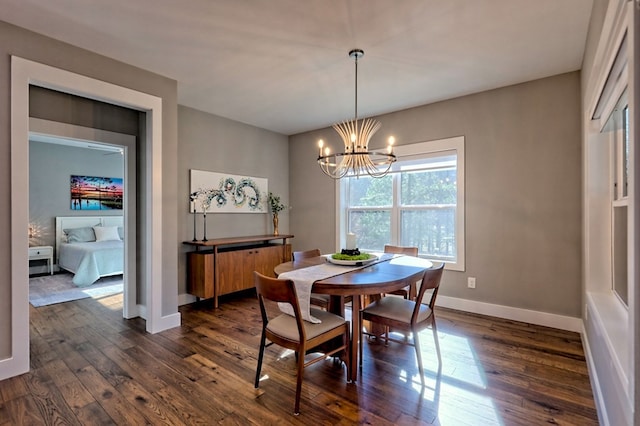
[4,291,598,425]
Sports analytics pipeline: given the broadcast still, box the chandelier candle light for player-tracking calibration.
[317,49,397,179]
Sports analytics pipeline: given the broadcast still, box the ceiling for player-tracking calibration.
[1,0,594,135]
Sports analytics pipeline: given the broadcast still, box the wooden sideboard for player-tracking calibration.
[184,234,293,308]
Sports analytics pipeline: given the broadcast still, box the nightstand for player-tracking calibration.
[28,245,53,275]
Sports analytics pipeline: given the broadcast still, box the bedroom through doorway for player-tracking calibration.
[28,109,138,313]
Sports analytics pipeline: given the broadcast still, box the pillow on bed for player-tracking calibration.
[64,227,96,243]
[93,225,121,242]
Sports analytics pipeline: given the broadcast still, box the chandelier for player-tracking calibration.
[317,49,397,179]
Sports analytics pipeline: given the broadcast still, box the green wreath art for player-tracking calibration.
[216,177,263,211]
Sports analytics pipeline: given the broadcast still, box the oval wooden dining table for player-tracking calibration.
[274,253,433,382]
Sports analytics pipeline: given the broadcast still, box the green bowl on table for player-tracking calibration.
[329,251,377,266]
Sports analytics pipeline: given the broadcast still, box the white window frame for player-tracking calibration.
[336,135,465,271]
[609,92,630,307]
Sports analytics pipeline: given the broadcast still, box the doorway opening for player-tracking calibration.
[28,118,136,312]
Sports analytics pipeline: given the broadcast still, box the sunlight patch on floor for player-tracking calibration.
[94,294,124,311]
[276,348,296,360]
[396,329,499,425]
[437,382,502,426]
[437,331,487,389]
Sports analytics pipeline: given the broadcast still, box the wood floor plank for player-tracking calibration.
[74,401,117,425]
[23,370,81,426]
[6,292,599,424]
[0,375,29,403]
[122,344,235,421]
[101,343,232,424]
[57,380,95,413]
[73,365,150,425]
[1,395,47,425]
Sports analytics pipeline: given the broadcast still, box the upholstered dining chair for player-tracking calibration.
[292,249,329,310]
[383,244,419,299]
[253,271,350,415]
[359,263,445,384]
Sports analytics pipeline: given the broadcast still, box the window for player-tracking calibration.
[606,90,629,306]
[595,28,629,308]
[338,136,465,271]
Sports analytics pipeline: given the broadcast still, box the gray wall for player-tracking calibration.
[289,72,583,318]
[29,141,124,256]
[30,86,140,135]
[0,20,178,358]
[177,105,289,297]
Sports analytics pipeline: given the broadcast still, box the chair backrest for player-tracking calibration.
[254,271,306,338]
[292,248,321,260]
[384,244,418,256]
[412,263,445,323]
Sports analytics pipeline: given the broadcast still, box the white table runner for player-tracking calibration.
[278,262,363,323]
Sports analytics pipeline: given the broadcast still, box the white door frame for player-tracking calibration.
[3,56,175,380]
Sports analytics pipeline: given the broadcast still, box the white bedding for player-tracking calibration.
[58,240,124,287]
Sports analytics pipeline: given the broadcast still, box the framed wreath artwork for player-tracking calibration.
[189,169,267,214]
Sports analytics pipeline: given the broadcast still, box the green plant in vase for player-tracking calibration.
[268,192,286,236]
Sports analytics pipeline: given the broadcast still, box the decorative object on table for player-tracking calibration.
[70,175,123,210]
[189,192,198,241]
[268,191,286,236]
[316,49,397,179]
[328,251,378,266]
[202,212,208,241]
[28,221,44,246]
[346,232,357,250]
[189,169,267,213]
[191,188,216,241]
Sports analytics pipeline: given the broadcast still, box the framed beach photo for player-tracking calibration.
[70,175,123,210]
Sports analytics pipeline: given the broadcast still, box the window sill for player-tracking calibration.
[585,291,629,389]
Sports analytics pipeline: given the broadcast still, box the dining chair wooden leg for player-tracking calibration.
[413,328,425,385]
[255,331,267,388]
[346,327,352,378]
[294,347,305,415]
[432,316,442,370]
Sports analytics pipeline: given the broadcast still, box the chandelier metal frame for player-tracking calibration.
[317,49,397,179]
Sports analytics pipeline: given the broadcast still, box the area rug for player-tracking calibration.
[29,272,123,307]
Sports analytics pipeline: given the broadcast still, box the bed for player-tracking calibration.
[55,216,124,287]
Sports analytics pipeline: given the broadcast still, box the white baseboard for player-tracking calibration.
[436,295,583,332]
[137,304,147,320]
[147,312,181,334]
[0,355,29,382]
[581,322,608,426]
